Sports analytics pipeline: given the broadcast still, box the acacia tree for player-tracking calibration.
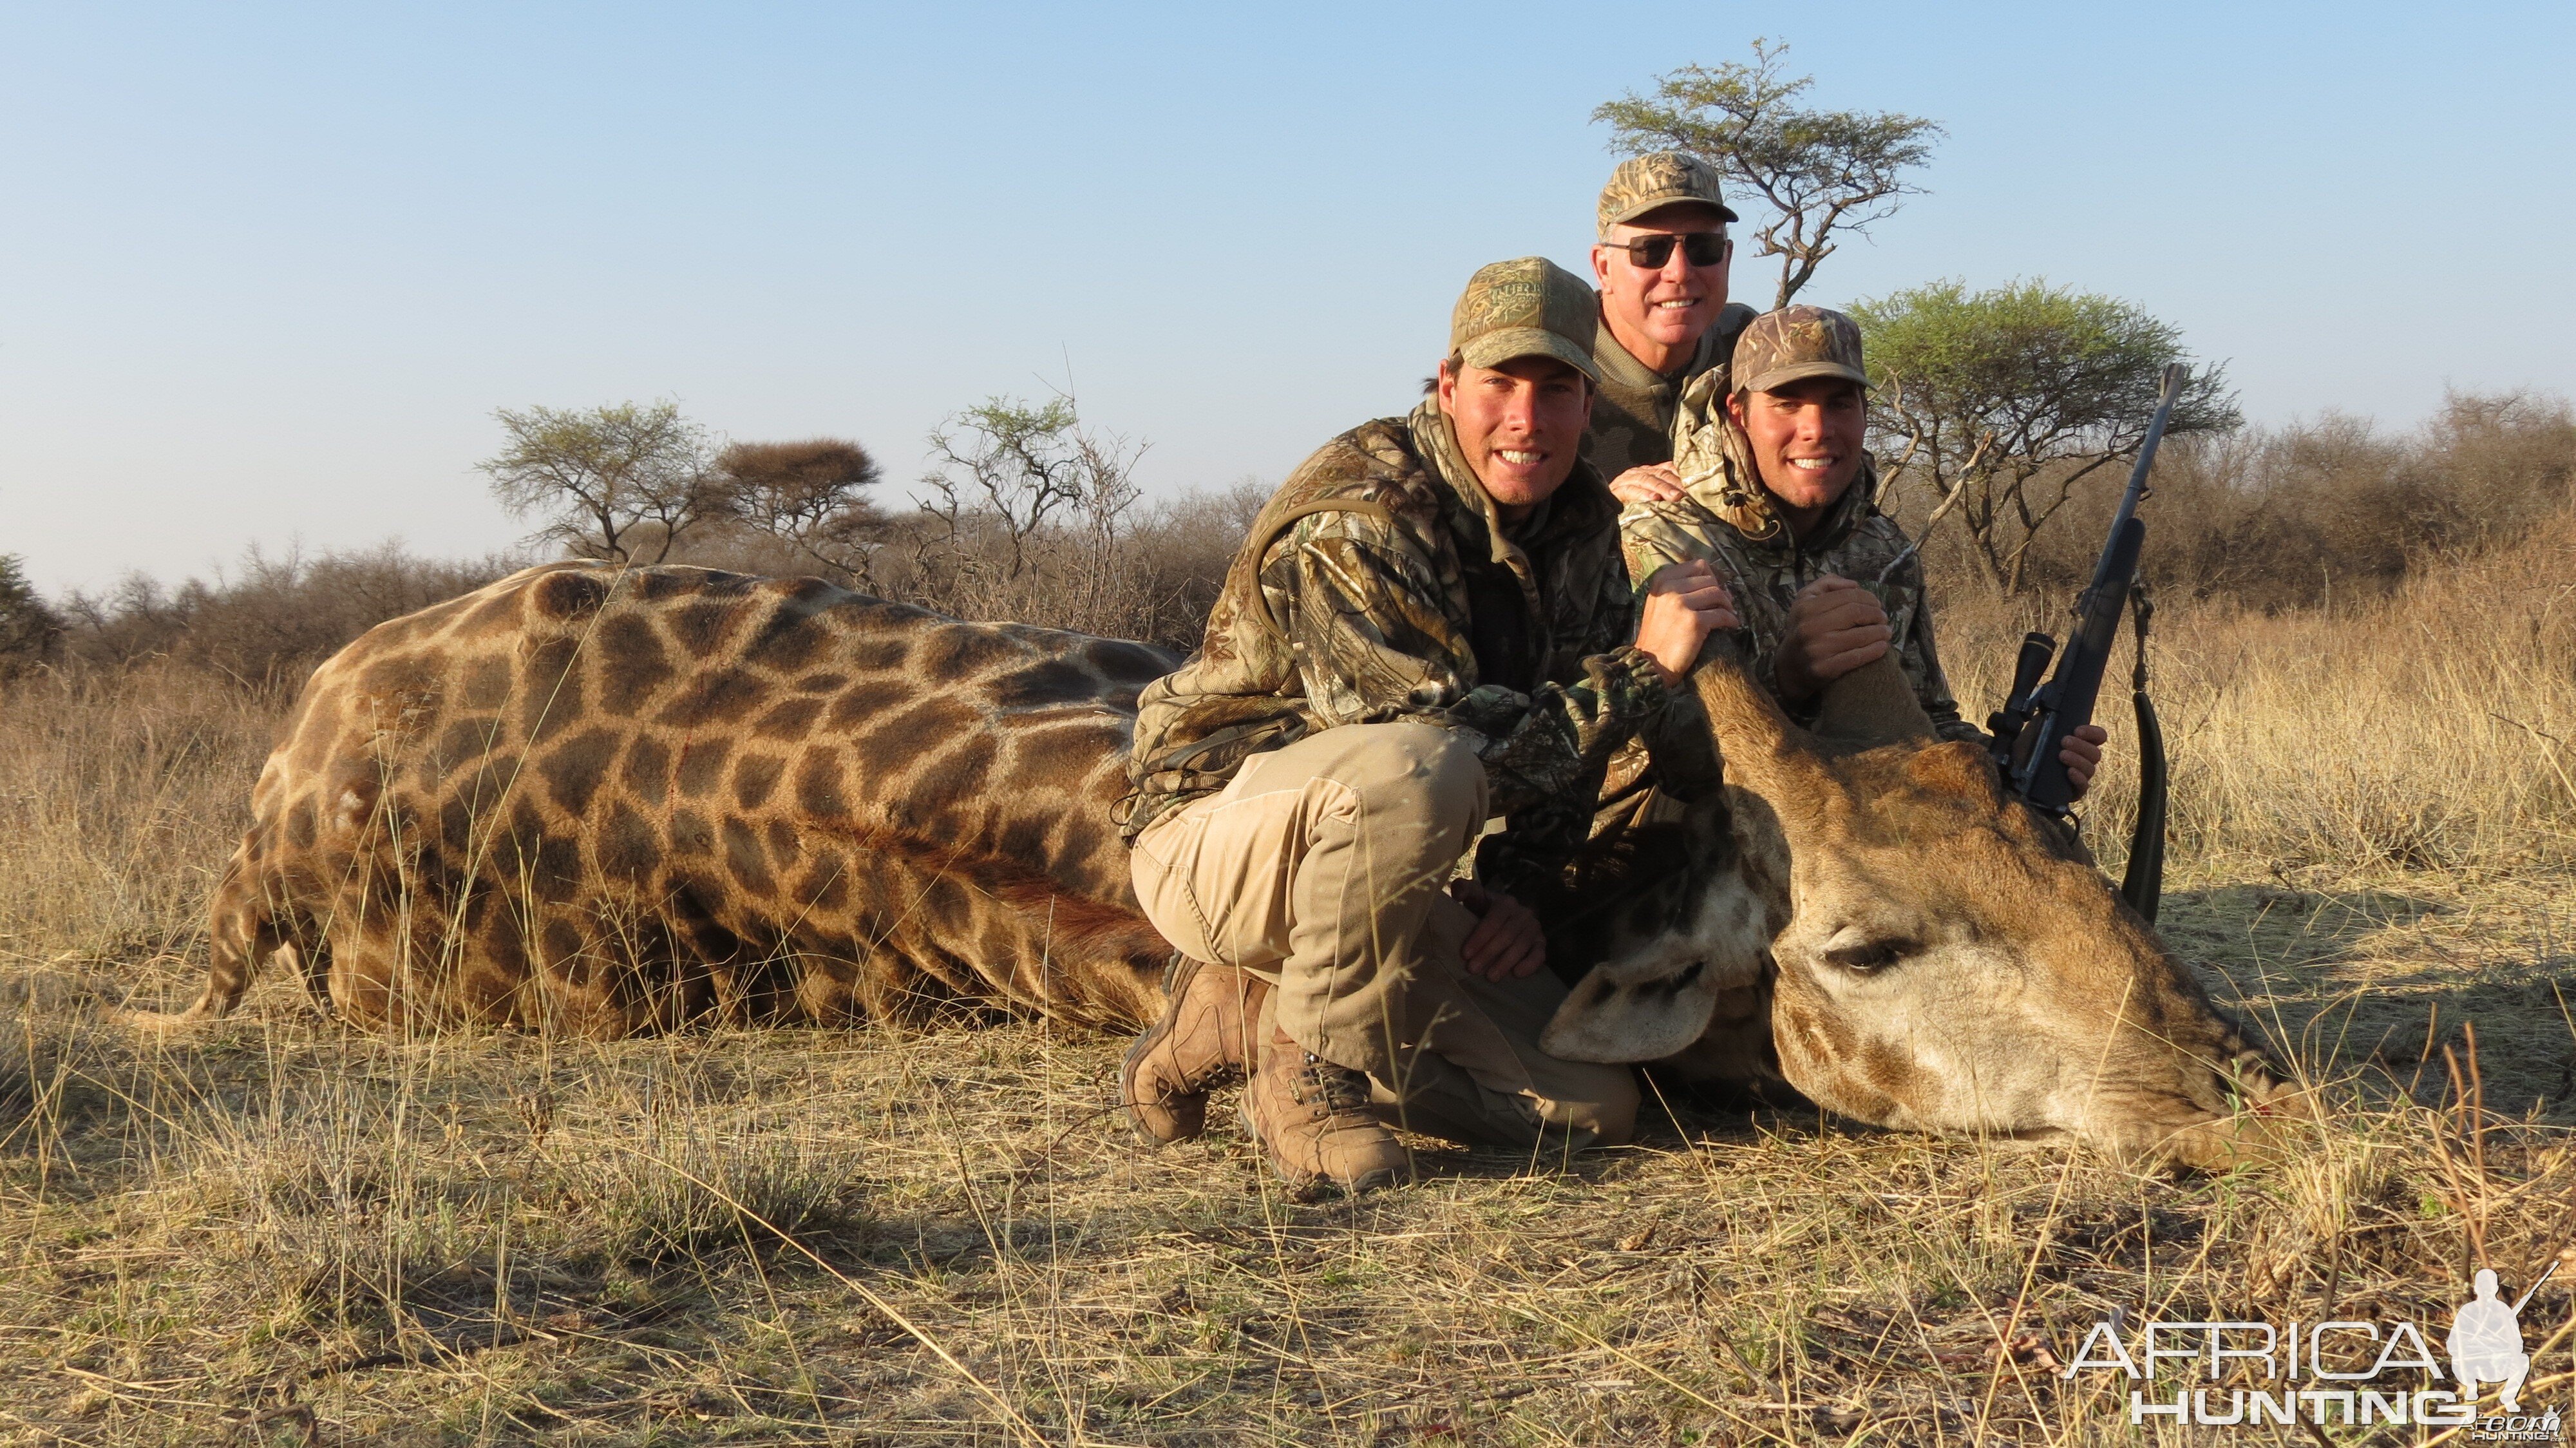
[1595,39,1942,309]
[717,437,886,581]
[478,401,727,564]
[1851,279,2242,594]
[907,394,1151,634]
[920,396,1142,581]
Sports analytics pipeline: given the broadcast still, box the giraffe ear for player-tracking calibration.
[1540,862,1770,1063]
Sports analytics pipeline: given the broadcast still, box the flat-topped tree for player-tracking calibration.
[1595,40,1942,310]
[480,401,727,566]
[1853,280,2242,595]
[717,438,887,584]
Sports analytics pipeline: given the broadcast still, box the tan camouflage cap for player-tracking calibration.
[1732,305,1870,394]
[1449,256,1601,383]
[1596,151,1740,236]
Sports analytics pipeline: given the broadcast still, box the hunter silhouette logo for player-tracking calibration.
[2452,1264,2546,1412]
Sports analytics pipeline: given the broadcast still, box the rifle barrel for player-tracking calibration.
[2510,1258,2559,1315]
[2006,363,2190,817]
[2107,363,2190,544]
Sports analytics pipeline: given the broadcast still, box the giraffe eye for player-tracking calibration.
[1824,937,1911,973]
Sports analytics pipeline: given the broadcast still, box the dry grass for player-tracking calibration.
[1938,510,2576,881]
[5,528,2576,1445]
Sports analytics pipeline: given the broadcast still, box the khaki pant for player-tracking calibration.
[1130,721,1638,1150]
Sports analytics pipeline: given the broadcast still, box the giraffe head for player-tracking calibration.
[1543,647,2307,1170]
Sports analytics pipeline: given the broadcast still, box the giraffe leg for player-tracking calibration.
[122,844,281,1030]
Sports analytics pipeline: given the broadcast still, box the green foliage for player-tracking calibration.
[0,553,63,671]
[1851,278,2242,593]
[1595,39,1942,308]
[478,400,726,565]
[921,394,1142,583]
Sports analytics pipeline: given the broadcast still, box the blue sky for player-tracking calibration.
[5,2,2570,593]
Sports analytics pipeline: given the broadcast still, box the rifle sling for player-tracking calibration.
[2119,586,2168,924]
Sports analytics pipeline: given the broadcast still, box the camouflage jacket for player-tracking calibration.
[1125,397,1680,894]
[1581,301,1758,482]
[1620,368,1982,742]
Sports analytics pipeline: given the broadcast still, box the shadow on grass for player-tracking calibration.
[2164,881,2576,1120]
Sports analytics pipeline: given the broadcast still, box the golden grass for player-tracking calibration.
[1938,514,2576,879]
[4,528,2574,1444]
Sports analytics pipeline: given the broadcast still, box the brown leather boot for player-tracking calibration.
[1240,1022,1410,1192]
[1120,956,1264,1143]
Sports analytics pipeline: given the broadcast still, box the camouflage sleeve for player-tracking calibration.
[1264,520,1671,870]
[1616,500,1703,591]
[1607,502,1737,803]
[1473,556,1685,894]
[1620,499,1787,691]
[1886,553,1984,745]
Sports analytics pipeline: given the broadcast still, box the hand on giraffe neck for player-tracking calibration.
[1687,641,1934,797]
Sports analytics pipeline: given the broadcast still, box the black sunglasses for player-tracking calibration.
[1614,232,1728,269]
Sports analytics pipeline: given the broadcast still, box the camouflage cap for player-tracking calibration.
[1732,305,1870,394]
[1449,256,1602,383]
[1596,151,1740,236]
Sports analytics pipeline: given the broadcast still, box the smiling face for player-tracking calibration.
[1590,202,1731,373]
[1435,354,1594,517]
[1726,377,1868,529]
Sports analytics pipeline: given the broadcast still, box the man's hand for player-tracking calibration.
[1774,575,1891,702]
[1607,464,1687,506]
[1635,558,1739,683]
[1452,879,1545,982]
[2061,724,2109,800]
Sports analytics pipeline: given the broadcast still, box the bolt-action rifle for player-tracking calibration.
[1985,363,2186,922]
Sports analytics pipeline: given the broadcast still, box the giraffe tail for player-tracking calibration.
[118,842,286,1033]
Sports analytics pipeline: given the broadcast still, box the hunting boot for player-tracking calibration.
[1240,1021,1410,1192]
[1120,955,1265,1143]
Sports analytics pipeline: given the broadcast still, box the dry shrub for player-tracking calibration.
[206,1073,527,1338]
[868,481,1265,650]
[186,1054,859,1338]
[674,477,1264,651]
[573,1116,855,1267]
[1909,388,2576,611]
[28,476,1257,714]
[54,542,522,685]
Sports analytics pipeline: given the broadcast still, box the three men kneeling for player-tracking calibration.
[1115,160,2104,1192]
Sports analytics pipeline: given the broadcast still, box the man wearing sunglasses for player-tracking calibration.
[1584,153,1759,497]
[1117,258,1737,1193]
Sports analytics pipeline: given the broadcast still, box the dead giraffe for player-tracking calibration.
[144,562,1179,1036]
[138,561,2302,1168]
[1530,642,2303,1170]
